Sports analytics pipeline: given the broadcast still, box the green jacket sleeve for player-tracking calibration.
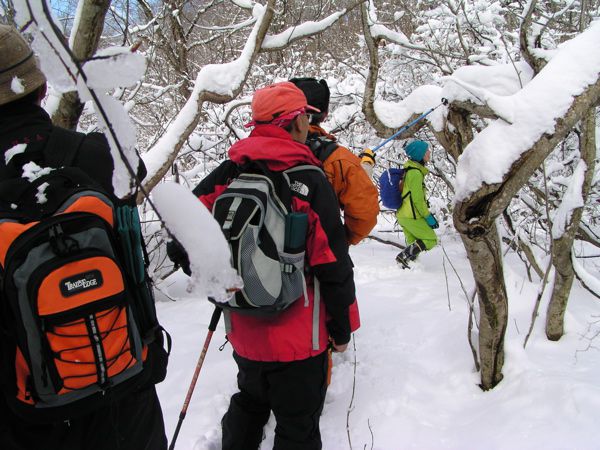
[404,169,430,219]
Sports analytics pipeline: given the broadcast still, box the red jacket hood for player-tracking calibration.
[229,124,321,171]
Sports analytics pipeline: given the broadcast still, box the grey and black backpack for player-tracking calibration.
[210,162,322,315]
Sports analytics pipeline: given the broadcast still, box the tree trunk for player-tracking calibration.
[164,0,190,100]
[52,0,111,129]
[519,0,547,75]
[359,3,396,138]
[546,109,597,340]
[458,223,507,390]
[433,106,473,161]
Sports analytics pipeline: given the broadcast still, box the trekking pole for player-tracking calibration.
[169,306,222,450]
[371,98,449,156]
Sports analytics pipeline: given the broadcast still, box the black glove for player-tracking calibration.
[166,239,191,276]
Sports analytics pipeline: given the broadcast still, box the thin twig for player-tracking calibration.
[346,334,358,450]
[365,234,405,249]
[439,242,472,307]
[467,299,480,372]
[524,162,555,348]
[440,242,480,369]
[442,252,451,311]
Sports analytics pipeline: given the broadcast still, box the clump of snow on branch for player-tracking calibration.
[454,20,600,202]
[84,92,140,197]
[84,48,146,91]
[195,4,265,97]
[441,61,535,124]
[262,10,348,49]
[151,182,242,302]
[446,61,534,98]
[365,0,410,48]
[374,85,446,132]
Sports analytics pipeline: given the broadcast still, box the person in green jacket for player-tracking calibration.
[395,140,439,268]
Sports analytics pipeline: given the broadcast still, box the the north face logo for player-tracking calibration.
[60,270,104,297]
[290,181,309,196]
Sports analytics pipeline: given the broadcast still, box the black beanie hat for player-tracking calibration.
[289,77,330,114]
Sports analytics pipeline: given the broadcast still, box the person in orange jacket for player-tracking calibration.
[290,78,379,245]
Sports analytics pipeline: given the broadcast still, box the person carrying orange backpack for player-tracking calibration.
[0,24,168,450]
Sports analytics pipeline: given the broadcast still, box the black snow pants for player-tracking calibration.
[222,350,329,450]
[0,385,167,450]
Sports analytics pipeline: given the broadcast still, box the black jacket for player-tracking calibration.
[0,103,141,199]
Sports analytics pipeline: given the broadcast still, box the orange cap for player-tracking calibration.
[251,81,320,123]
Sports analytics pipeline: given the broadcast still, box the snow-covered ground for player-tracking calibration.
[155,220,600,450]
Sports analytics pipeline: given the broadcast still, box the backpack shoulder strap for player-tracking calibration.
[400,166,417,198]
[308,136,338,163]
[400,167,420,219]
[281,165,326,202]
[283,164,326,177]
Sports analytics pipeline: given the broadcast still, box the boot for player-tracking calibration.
[396,240,426,269]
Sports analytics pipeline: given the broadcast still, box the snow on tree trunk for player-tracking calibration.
[51,0,110,130]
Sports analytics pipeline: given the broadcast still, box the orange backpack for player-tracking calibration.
[0,146,168,423]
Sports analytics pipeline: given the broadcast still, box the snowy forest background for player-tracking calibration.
[2,0,600,448]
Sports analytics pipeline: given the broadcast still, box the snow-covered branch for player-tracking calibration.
[140,1,275,195]
[261,0,365,51]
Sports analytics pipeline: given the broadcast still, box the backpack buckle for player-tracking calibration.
[281,262,294,274]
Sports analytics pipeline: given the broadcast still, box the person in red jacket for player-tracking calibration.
[176,82,357,450]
